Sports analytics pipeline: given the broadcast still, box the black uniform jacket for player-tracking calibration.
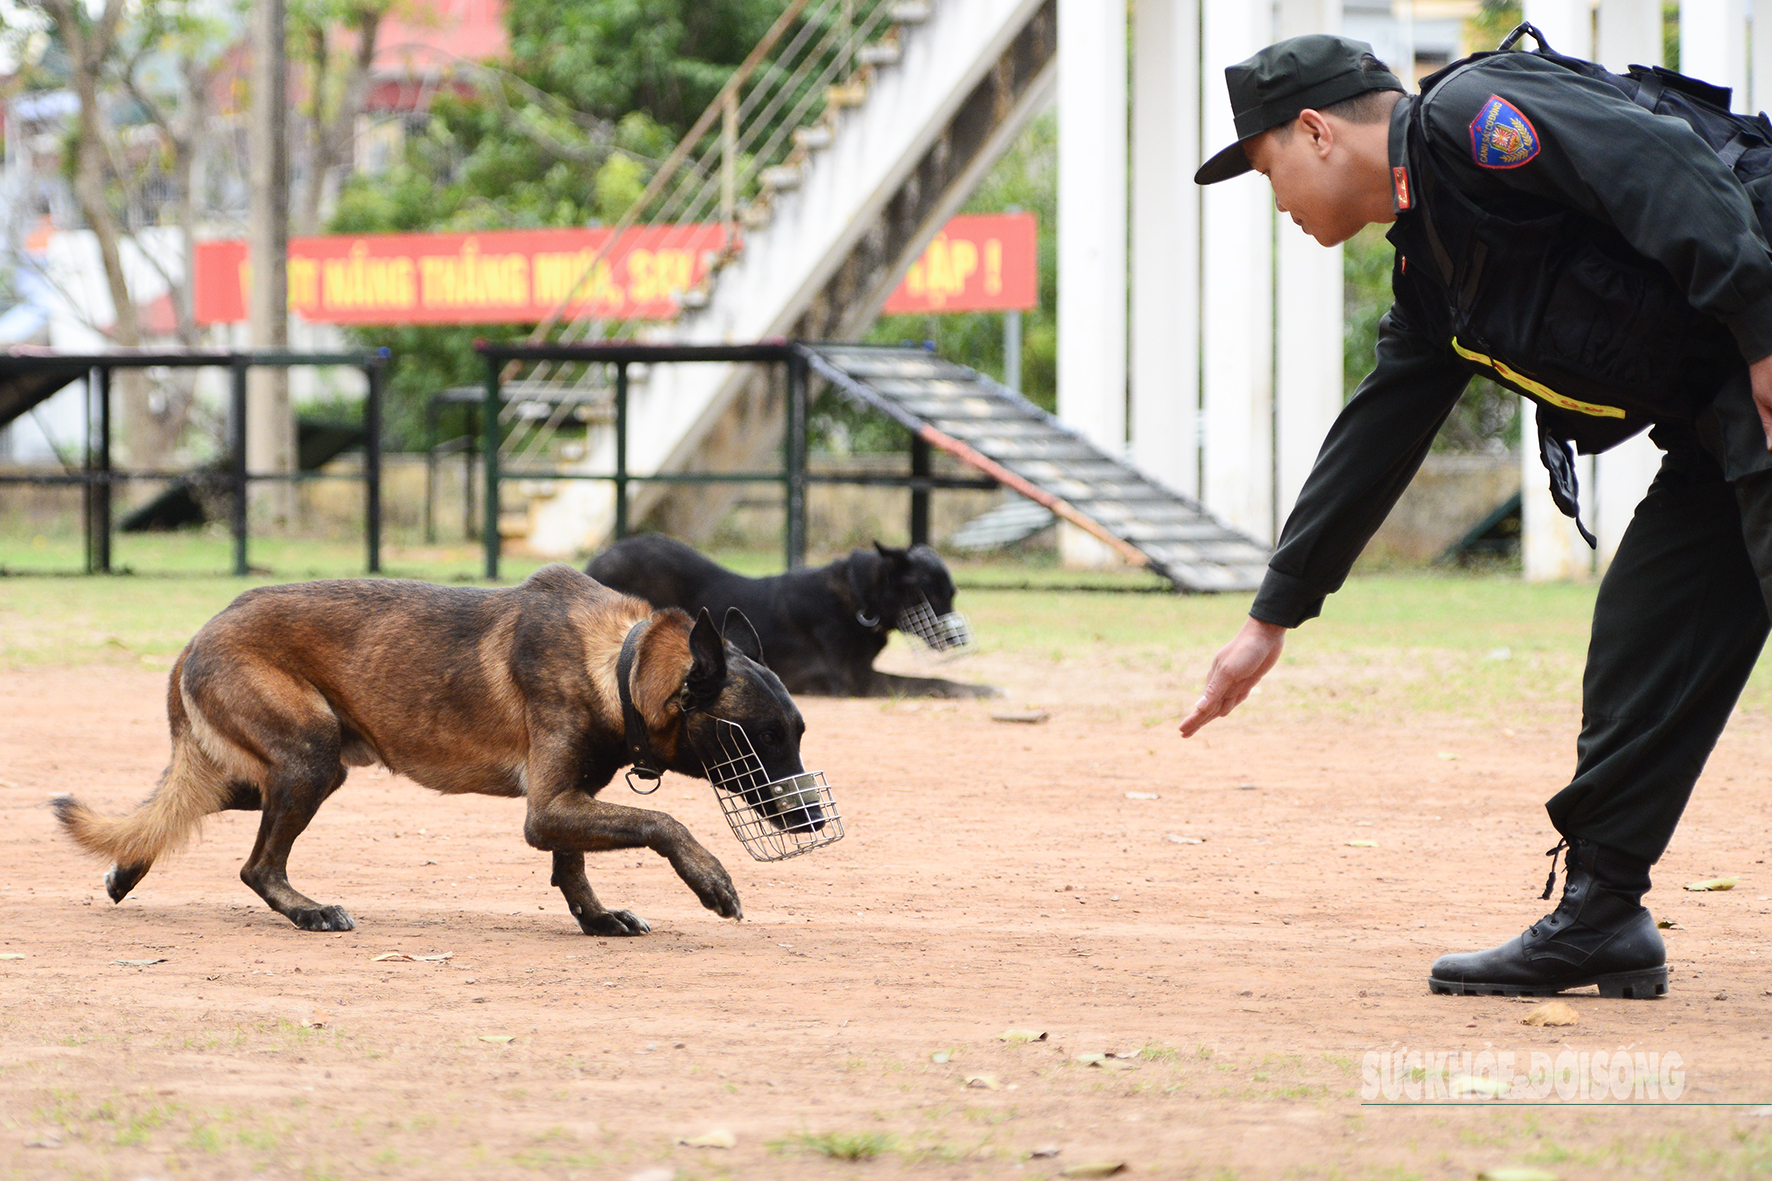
[1253,51,1772,628]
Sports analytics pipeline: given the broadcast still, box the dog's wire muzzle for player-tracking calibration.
[896,595,973,655]
[703,718,843,862]
[617,618,844,862]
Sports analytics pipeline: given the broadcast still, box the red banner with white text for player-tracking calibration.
[193,225,730,325]
[192,212,1038,326]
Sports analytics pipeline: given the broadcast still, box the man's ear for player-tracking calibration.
[686,607,727,706]
[1297,108,1336,159]
[722,606,765,665]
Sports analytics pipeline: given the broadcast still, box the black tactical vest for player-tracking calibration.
[1388,26,1772,538]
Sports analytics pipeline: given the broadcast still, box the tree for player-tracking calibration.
[289,0,394,236]
[21,0,244,464]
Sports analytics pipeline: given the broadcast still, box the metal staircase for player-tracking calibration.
[802,344,1270,592]
[493,0,1057,555]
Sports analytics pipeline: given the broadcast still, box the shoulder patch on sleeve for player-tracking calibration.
[1470,94,1540,168]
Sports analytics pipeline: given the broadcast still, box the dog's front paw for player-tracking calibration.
[688,861,743,920]
[289,905,355,932]
[575,908,652,937]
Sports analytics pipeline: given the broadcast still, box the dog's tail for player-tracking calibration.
[53,660,234,873]
[53,735,233,869]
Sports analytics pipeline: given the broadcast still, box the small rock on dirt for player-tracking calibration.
[991,710,1049,724]
[1031,1145,1061,1159]
[1521,1001,1579,1027]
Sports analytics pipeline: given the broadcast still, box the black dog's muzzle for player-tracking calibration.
[897,595,973,654]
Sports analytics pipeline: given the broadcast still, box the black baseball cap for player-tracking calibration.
[1194,34,1405,185]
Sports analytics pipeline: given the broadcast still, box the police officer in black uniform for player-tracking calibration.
[1183,30,1772,998]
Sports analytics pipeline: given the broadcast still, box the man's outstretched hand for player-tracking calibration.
[1179,616,1287,738]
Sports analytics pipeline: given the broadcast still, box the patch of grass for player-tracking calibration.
[775,1130,897,1160]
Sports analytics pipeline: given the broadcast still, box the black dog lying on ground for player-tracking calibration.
[587,535,997,699]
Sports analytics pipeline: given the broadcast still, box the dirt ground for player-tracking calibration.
[3,642,1772,1180]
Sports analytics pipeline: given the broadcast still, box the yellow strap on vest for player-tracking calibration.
[1450,338,1627,419]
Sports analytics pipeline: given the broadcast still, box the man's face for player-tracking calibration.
[1245,115,1373,247]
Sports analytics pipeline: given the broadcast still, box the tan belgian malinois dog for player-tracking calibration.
[53,564,816,935]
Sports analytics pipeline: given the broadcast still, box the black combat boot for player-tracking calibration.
[1428,837,1667,999]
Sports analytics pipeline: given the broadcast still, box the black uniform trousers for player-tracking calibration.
[1547,368,1772,863]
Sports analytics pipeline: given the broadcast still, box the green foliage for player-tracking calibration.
[503,0,781,132]
[1465,1,1523,55]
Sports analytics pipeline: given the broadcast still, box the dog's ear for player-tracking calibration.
[722,606,766,666]
[847,547,888,622]
[873,541,910,568]
[685,607,727,706]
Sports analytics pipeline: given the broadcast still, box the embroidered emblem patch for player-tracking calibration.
[1470,94,1540,168]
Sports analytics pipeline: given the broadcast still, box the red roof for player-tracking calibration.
[371,0,506,77]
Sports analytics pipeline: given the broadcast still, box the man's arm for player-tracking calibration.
[1182,293,1470,735]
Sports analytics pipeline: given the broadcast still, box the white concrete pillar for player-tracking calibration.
[1523,0,1594,56]
[1057,0,1129,565]
[1682,0,1750,110]
[1200,2,1275,542]
[1130,0,1200,500]
[1596,0,1662,70]
[1517,2,1596,579]
[1273,0,1343,531]
[1590,0,1666,569]
[1521,410,1597,581]
[1754,0,1772,114]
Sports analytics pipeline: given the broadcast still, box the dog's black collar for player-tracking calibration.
[617,620,665,793]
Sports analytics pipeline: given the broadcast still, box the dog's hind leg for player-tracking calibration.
[240,759,354,931]
[550,851,651,936]
[183,658,357,931]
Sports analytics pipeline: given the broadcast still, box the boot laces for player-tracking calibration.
[1540,837,1569,901]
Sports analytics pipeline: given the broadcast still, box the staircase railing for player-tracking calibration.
[489,0,927,473]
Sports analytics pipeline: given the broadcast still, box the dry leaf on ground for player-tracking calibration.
[964,1073,1001,1090]
[1521,1001,1579,1027]
[998,1029,1047,1042]
[678,1129,736,1149]
[1060,1163,1127,1178]
[1685,877,1739,891]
